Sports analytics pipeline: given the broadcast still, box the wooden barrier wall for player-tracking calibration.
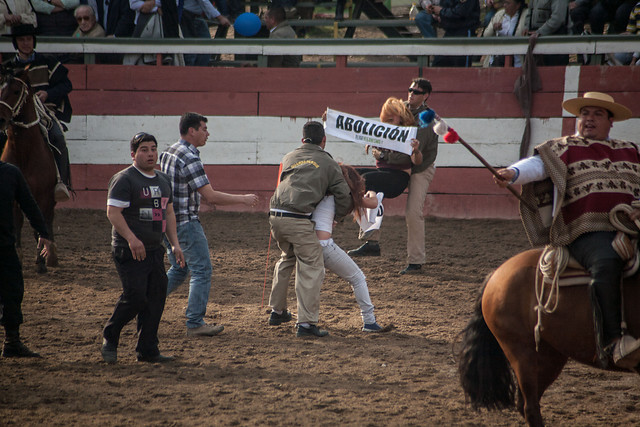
[64,64,640,219]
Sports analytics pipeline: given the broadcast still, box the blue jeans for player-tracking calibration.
[180,11,212,67]
[614,52,635,65]
[415,11,436,38]
[166,220,212,329]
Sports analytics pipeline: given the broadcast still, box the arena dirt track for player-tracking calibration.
[2,209,639,426]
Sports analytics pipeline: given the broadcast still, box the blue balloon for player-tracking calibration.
[418,109,436,128]
[234,12,262,37]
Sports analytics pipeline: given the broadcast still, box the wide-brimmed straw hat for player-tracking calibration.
[563,92,632,122]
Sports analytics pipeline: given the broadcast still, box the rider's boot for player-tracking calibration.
[54,179,70,202]
[612,335,640,369]
[50,121,71,202]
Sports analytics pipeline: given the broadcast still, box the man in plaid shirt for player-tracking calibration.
[160,112,258,337]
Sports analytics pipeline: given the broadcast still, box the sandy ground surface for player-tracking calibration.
[2,209,640,426]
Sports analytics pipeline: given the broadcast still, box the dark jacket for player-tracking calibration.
[4,52,73,123]
[438,0,480,32]
[94,0,135,37]
[0,161,49,247]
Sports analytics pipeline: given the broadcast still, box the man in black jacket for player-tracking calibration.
[4,24,73,201]
[427,0,480,66]
[0,161,52,358]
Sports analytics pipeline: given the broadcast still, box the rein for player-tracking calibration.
[0,76,41,129]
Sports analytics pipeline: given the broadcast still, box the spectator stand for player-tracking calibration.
[239,0,417,38]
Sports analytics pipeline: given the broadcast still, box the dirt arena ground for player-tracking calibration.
[2,209,639,426]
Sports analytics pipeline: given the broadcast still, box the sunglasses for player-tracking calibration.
[76,15,92,22]
[408,88,426,95]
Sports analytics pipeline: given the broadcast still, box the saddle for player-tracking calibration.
[539,203,640,287]
[533,203,640,356]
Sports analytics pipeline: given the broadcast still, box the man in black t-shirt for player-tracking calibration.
[101,132,184,364]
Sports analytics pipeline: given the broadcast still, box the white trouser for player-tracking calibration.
[320,238,376,324]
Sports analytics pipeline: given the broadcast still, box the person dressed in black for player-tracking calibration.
[0,161,52,358]
[3,24,74,202]
[427,0,481,67]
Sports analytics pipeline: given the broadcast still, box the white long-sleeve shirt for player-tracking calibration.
[508,154,559,217]
[508,155,547,185]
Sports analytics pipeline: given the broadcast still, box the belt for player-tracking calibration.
[269,211,311,219]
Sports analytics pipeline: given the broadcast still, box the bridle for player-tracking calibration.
[0,75,40,128]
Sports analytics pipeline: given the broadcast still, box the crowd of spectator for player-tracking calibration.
[1,0,638,67]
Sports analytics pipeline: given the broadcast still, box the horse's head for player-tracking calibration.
[0,66,32,131]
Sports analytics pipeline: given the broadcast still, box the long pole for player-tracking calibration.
[456,135,537,212]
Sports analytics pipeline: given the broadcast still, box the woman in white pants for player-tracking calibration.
[312,164,384,332]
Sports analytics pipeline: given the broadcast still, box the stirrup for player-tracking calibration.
[54,181,70,202]
[612,335,640,369]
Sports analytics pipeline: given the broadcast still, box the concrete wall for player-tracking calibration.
[64,64,640,219]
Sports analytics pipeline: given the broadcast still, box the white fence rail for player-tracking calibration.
[1,35,637,57]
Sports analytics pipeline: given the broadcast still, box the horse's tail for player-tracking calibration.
[457,273,516,410]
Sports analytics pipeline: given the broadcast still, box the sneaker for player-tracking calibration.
[399,264,422,275]
[347,241,380,257]
[362,322,383,332]
[269,310,292,326]
[187,323,224,337]
[613,335,640,369]
[2,340,41,358]
[54,182,71,202]
[296,324,329,338]
[100,339,117,364]
[136,353,175,363]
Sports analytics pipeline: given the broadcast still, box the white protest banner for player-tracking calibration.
[324,108,416,156]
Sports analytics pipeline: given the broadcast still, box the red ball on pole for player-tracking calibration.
[444,129,459,144]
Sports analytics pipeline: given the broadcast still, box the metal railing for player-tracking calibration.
[2,34,637,67]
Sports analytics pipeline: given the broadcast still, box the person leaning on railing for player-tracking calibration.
[612,0,640,65]
[527,0,571,65]
[0,0,36,36]
[264,6,301,68]
[31,0,78,36]
[481,0,529,67]
[179,0,230,67]
[425,0,481,67]
[72,4,105,37]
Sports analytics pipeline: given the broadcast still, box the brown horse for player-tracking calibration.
[0,67,58,273]
[458,248,640,426]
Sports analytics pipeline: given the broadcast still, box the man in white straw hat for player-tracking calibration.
[494,92,640,369]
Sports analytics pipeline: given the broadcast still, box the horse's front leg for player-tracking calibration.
[44,214,57,268]
[33,228,47,274]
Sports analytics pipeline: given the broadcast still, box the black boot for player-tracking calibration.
[348,241,380,257]
[2,328,41,358]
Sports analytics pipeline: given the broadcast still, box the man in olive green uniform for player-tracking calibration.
[268,121,352,337]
